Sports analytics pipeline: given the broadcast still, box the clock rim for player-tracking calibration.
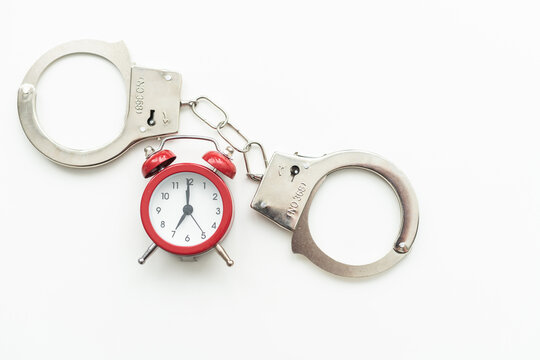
[140,163,234,255]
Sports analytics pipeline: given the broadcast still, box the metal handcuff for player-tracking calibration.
[17,39,419,278]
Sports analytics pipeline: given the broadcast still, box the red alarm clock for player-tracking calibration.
[138,135,236,266]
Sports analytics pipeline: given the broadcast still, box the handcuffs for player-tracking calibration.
[17,40,419,278]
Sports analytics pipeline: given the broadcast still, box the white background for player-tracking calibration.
[2,0,540,359]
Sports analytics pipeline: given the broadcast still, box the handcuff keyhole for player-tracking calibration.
[290,165,300,181]
[147,109,156,126]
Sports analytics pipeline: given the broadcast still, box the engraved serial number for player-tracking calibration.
[286,182,307,218]
[134,77,144,114]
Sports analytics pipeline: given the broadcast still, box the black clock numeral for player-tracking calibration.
[161,192,169,200]
[212,222,217,229]
[172,182,179,189]
[216,208,221,215]
[160,221,165,228]
[185,235,190,242]
[203,182,206,189]
[187,178,194,186]
[171,230,176,238]
[156,207,161,214]
[212,193,218,200]
[201,232,206,239]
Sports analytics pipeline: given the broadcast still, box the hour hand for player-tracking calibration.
[175,213,187,230]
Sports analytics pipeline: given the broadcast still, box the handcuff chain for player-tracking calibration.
[181,96,268,181]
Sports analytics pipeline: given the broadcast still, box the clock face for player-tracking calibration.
[141,164,233,255]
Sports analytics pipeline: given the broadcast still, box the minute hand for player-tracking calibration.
[185,179,191,205]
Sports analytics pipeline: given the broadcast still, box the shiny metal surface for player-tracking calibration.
[215,244,234,266]
[251,150,419,277]
[17,39,182,167]
[154,134,225,154]
[242,142,267,181]
[138,243,158,264]
[181,96,267,180]
[184,96,228,129]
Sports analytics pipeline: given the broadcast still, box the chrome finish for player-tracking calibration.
[144,146,155,158]
[243,141,268,181]
[18,39,182,167]
[225,146,235,158]
[181,96,268,180]
[215,244,234,266]
[251,150,419,277]
[216,121,251,153]
[138,243,158,264]
[187,96,228,129]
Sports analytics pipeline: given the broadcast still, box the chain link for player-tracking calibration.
[181,97,268,180]
[188,97,228,129]
[216,121,251,153]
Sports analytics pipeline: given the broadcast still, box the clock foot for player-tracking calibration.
[215,244,234,267]
[138,243,158,264]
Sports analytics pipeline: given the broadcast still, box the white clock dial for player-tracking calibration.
[148,172,224,247]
